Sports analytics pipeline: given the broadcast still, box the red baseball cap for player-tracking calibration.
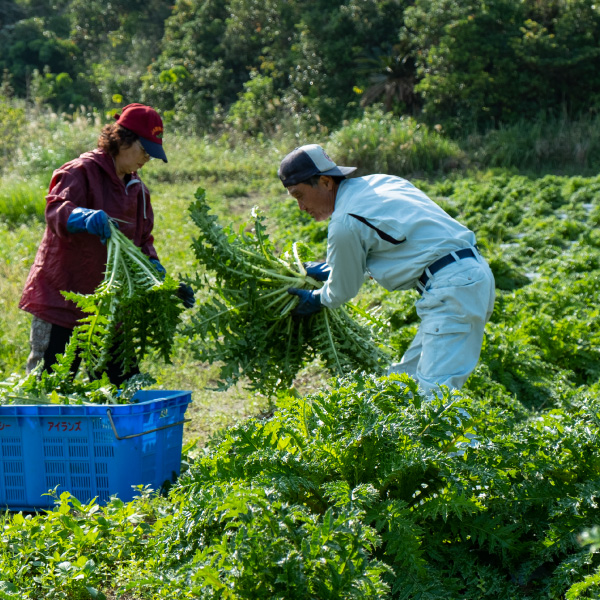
[114,103,168,163]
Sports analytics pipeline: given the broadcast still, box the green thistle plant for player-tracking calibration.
[63,223,184,378]
[185,187,390,396]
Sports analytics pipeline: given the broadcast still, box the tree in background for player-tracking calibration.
[243,0,411,131]
[356,41,419,116]
[141,0,410,132]
[0,0,171,111]
[70,0,172,108]
[139,0,232,130]
[0,0,80,103]
[0,1,24,30]
[3,0,600,136]
[405,0,600,133]
[513,0,600,117]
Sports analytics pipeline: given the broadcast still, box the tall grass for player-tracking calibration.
[1,106,100,180]
[144,132,284,192]
[3,98,599,193]
[0,179,47,224]
[328,109,466,178]
[0,221,45,375]
[0,103,102,225]
[463,112,600,175]
[318,107,600,179]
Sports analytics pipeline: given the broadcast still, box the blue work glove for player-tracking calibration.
[288,287,322,316]
[303,261,331,282]
[149,258,167,280]
[66,208,112,243]
[177,283,195,308]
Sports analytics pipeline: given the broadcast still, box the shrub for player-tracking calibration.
[116,373,600,599]
[225,71,281,137]
[328,109,465,178]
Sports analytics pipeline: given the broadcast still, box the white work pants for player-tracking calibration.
[388,254,496,396]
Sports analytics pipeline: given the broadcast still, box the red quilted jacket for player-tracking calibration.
[19,149,159,329]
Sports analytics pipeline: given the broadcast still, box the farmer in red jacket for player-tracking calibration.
[19,103,192,384]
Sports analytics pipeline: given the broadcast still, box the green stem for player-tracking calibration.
[197,286,296,328]
[121,252,135,297]
[110,226,162,287]
[292,242,307,276]
[280,297,298,318]
[323,310,343,375]
[125,249,162,287]
[345,302,388,328]
[226,262,304,284]
[262,289,295,312]
[106,237,121,290]
[236,246,300,278]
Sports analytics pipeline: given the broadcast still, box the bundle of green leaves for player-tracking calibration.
[0,342,117,406]
[0,361,154,406]
[63,223,184,378]
[185,187,390,396]
[0,224,184,405]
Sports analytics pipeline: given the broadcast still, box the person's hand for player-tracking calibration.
[66,208,112,243]
[303,261,331,282]
[177,283,195,308]
[288,287,322,316]
[149,258,167,280]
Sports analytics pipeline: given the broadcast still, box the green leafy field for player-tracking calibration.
[0,119,599,598]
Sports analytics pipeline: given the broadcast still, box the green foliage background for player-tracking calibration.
[2,0,600,134]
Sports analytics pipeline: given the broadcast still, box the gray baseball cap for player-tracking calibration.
[278,144,356,187]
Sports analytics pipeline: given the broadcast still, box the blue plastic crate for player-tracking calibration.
[0,390,192,511]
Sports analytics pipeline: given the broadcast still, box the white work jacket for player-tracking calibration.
[319,174,477,309]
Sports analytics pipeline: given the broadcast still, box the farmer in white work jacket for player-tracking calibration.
[279,144,495,396]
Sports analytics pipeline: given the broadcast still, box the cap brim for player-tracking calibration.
[140,137,168,163]
[321,165,356,177]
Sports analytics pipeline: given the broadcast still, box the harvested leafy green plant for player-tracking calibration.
[185,187,390,396]
[1,224,181,405]
[0,358,154,406]
[63,223,184,377]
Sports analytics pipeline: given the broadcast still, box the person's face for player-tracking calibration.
[286,176,337,221]
[115,140,151,178]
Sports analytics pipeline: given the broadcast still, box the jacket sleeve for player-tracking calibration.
[319,216,368,309]
[139,184,159,260]
[44,168,89,238]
